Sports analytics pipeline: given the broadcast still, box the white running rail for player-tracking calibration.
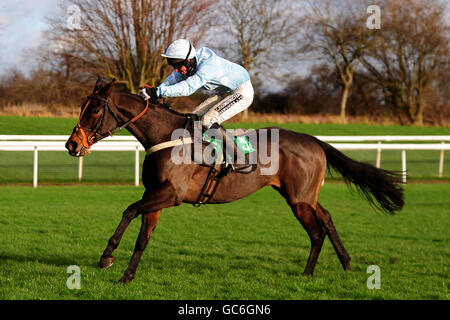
[1,135,449,187]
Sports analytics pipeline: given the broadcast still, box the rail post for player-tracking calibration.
[135,146,139,187]
[439,141,445,178]
[376,141,382,168]
[401,150,407,183]
[78,157,83,181]
[33,146,38,188]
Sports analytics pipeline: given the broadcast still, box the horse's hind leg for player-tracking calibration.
[119,210,161,283]
[316,203,351,271]
[99,199,144,269]
[290,202,327,275]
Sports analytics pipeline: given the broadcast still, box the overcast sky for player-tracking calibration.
[0,0,309,86]
[0,0,59,74]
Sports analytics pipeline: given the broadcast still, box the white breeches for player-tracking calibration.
[192,80,254,128]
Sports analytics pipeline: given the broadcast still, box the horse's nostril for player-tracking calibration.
[66,141,76,153]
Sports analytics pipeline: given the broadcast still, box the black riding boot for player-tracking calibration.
[209,122,239,171]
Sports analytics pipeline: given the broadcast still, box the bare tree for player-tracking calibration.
[360,0,449,125]
[211,0,303,118]
[0,19,4,61]
[45,0,213,93]
[425,65,450,125]
[303,0,376,122]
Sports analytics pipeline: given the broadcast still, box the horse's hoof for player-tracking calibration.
[99,256,114,269]
[118,274,134,284]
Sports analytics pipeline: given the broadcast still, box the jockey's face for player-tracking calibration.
[168,58,191,76]
[174,64,188,75]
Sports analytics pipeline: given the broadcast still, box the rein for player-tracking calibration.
[76,91,194,156]
[75,93,149,149]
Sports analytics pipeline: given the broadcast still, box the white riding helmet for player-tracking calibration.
[161,39,196,60]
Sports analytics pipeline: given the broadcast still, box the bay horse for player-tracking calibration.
[65,78,404,283]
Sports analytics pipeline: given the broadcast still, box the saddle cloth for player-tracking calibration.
[191,120,257,174]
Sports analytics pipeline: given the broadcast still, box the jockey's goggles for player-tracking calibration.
[167,58,187,69]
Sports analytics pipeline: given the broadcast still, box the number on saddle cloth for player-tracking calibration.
[188,116,257,172]
[201,131,257,169]
[233,136,256,154]
[202,133,222,155]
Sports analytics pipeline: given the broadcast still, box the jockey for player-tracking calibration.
[139,39,254,169]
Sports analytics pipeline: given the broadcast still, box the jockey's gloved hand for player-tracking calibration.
[139,86,158,101]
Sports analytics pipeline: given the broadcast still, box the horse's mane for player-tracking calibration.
[113,89,187,117]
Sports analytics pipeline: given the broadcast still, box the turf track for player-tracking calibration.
[0,184,448,299]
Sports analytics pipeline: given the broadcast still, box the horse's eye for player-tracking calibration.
[92,109,100,114]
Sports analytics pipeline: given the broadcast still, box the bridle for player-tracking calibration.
[74,91,149,149]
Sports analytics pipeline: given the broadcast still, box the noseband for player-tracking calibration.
[74,92,149,149]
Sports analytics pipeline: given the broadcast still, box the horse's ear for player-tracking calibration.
[106,79,115,95]
[99,79,115,97]
[94,75,106,92]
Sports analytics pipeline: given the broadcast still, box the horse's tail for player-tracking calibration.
[312,137,404,214]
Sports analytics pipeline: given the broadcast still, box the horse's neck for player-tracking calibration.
[137,106,188,149]
[113,92,187,150]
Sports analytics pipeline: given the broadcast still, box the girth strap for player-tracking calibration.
[145,113,197,155]
[145,137,194,155]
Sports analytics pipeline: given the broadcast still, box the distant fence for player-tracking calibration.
[0,135,449,187]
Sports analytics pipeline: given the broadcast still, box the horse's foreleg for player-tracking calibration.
[99,200,143,269]
[118,180,180,283]
[119,210,161,283]
[316,203,351,271]
[291,202,326,276]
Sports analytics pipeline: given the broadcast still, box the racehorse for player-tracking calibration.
[65,78,404,283]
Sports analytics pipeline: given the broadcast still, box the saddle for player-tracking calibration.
[186,115,258,206]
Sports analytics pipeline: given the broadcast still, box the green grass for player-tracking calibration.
[0,184,448,300]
